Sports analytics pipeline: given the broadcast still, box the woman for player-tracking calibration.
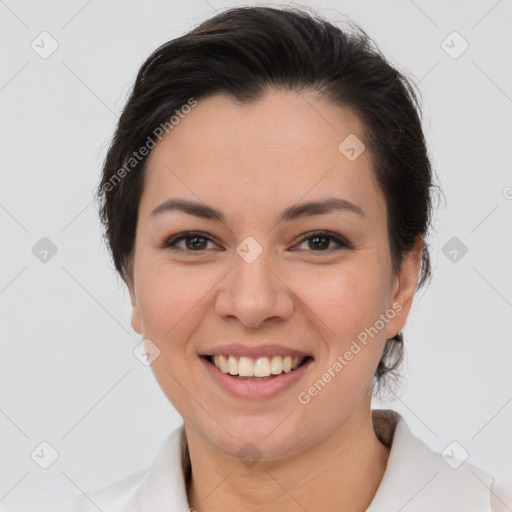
[7,5,510,512]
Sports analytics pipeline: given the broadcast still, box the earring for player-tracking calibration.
[393,332,404,343]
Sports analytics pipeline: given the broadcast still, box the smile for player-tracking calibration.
[204,354,311,379]
[200,353,314,399]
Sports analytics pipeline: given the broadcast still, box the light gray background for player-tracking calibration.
[1,0,511,506]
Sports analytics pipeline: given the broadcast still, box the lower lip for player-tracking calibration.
[200,357,313,399]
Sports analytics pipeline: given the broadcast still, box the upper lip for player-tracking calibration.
[200,344,313,359]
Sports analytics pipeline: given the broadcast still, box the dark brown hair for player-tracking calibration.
[95,6,439,397]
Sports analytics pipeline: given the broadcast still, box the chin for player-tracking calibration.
[201,414,309,462]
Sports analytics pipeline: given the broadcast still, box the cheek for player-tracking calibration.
[137,261,203,334]
[135,263,208,415]
[300,260,390,341]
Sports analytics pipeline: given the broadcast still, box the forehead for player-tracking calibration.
[140,89,384,224]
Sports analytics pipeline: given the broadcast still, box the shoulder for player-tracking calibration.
[3,424,188,512]
[369,409,511,511]
[490,477,512,512]
[2,469,147,512]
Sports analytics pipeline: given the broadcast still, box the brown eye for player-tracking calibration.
[184,236,208,250]
[164,231,215,252]
[294,231,352,252]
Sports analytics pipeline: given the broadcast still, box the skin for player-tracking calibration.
[126,89,422,511]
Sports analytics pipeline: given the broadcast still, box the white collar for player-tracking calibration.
[367,409,494,511]
[130,408,495,512]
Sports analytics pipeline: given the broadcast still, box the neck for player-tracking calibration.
[184,397,391,512]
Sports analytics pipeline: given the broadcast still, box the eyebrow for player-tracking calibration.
[149,197,365,223]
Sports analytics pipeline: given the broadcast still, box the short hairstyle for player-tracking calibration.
[95,6,439,398]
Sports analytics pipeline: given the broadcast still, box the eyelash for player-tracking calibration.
[163,230,353,254]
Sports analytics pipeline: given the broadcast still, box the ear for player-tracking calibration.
[129,287,142,335]
[125,264,142,335]
[385,236,423,339]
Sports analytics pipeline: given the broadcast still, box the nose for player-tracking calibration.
[214,247,294,329]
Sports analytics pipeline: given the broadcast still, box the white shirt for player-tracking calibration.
[4,409,510,511]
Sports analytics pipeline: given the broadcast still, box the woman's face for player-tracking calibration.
[127,89,420,459]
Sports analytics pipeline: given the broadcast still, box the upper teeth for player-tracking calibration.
[212,355,304,377]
